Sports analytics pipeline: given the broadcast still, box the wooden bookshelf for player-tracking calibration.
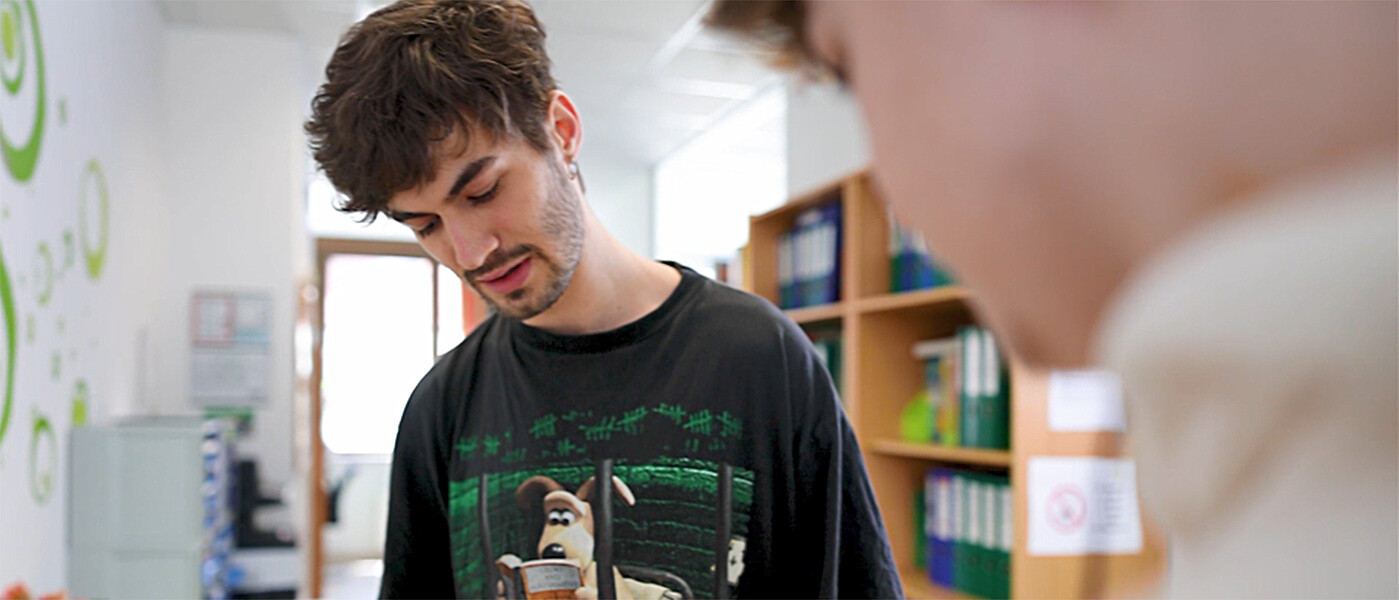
[902,566,970,599]
[869,439,1013,468]
[785,302,844,325]
[753,170,1166,599]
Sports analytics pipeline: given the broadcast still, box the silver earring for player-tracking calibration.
[567,161,580,180]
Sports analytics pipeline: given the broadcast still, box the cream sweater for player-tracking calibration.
[1094,154,1398,598]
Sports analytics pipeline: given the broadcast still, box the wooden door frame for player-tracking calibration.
[307,238,431,598]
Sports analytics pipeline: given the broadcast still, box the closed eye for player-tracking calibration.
[467,180,500,204]
[413,216,440,238]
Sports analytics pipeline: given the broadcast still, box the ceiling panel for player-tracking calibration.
[160,0,786,166]
[532,0,704,41]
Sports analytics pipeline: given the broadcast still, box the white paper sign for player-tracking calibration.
[1027,456,1143,556]
[191,291,272,405]
[1048,370,1126,432]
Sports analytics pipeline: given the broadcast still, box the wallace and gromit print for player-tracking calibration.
[450,458,752,600]
[446,406,754,600]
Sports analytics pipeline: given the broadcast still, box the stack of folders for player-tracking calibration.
[911,326,1010,450]
[778,201,842,309]
[889,214,955,293]
[807,330,843,399]
[923,468,1012,599]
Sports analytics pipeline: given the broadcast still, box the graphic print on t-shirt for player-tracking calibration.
[448,405,754,600]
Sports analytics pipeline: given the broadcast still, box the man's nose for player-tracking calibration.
[446,216,498,272]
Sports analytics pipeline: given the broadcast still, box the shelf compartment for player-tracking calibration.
[785,302,845,324]
[900,566,970,599]
[858,286,970,314]
[869,439,1012,468]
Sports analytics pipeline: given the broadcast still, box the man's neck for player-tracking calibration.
[522,214,682,336]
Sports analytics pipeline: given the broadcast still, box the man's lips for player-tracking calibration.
[477,258,525,283]
[478,257,532,295]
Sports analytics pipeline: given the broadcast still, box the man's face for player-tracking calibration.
[387,130,584,321]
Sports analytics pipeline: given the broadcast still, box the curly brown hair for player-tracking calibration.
[306,0,557,222]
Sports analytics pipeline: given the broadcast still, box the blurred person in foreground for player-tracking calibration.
[711,1,1397,597]
[306,1,900,598]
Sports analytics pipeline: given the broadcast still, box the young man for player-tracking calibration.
[710,2,1397,597]
[305,1,900,598]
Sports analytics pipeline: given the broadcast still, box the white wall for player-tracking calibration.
[158,26,307,496]
[0,0,169,591]
[785,80,871,196]
[583,155,653,258]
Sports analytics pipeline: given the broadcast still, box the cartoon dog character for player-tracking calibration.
[504,474,682,600]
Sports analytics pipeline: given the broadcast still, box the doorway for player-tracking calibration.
[306,238,487,597]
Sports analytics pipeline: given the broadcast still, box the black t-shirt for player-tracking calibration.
[380,264,902,599]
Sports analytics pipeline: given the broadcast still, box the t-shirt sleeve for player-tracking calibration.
[379,378,457,599]
[782,325,904,598]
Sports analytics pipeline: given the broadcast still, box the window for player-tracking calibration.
[317,241,484,455]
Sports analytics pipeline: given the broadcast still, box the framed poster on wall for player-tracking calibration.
[191,290,271,406]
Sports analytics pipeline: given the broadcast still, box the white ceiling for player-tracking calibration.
[157,0,787,166]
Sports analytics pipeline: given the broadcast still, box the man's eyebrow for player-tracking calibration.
[447,155,497,200]
[385,209,431,223]
[384,155,498,223]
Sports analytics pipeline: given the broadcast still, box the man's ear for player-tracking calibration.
[546,90,583,163]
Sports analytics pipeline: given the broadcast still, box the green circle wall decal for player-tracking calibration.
[71,379,88,427]
[30,410,54,504]
[0,247,15,451]
[0,0,43,182]
[0,0,25,95]
[34,240,50,305]
[2,8,14,63]
[79,159,108,279]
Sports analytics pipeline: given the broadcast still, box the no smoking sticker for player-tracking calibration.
[1028,456,1143,556]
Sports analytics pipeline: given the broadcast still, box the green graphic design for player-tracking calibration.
[71,379,88,427]
[457,406,745,466]
[449,457,754,599]
[34,240,50,304]
[79,159,109,279]
[49,350,57,380]
[30,410,54,503]
[0,0,45,182]
[23,312,32,343]
[0,247,14,451]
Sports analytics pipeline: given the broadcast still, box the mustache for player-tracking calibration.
[463,245,536,281]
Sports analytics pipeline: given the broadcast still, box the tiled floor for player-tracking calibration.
[321,559,382,600]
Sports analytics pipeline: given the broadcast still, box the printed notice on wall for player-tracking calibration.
[191,291,271,405]
[1027,456,1143,556]
[1048,370,1126,432]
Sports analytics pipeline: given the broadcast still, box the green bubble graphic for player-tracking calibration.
[30,410,54,504]
[71,379,88,427]
[0,0,43,181]
[0,248,14,450]
[2,8,14,61]
[0,0,24,95]
[34,240,50,305]
[62,229,72,268]
[79,160,108,279]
